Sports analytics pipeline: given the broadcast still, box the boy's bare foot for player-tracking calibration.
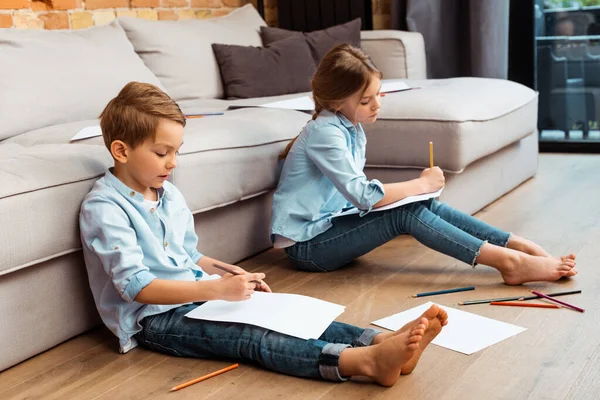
[500,252,577,285]
[373,304,448,344]
[400,317,442,375]
[366,319,427,386]
[507,235,576,264]
[400,305,447,375]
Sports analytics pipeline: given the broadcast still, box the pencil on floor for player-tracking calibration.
[531,290,585,313]
[412,286,474,298]
[490,302,559,309]
[170,363,239,392]
[458,290,582,305]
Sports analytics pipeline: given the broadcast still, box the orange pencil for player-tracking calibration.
[185,115,205,119]
[490,301,559,309]
[170,363,239,392]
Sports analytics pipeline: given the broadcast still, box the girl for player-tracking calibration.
[271,44,577,285]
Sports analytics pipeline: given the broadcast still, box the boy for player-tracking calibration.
[79,82,447,386]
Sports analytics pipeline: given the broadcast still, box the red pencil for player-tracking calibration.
[490,301,559,309]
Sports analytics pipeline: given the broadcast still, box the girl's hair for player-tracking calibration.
[279,43,382,160]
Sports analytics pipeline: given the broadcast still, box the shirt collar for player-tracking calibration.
[319,110,357,130]
[104,168,172,202]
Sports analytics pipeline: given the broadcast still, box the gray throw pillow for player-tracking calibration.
[212,36,316,99]
[260,18,362,65]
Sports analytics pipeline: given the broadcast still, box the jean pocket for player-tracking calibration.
[287,254,328,272]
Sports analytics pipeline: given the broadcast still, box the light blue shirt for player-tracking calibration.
[271,110,385,242]
[79,169,205,353]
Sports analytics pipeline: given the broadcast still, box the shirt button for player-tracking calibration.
[164,241,168,247]
[114,245,119,250]
[150,208,155,213]
[130,191,135,197]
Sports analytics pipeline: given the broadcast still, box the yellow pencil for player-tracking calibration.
[429,141,434,168]
[170,363,239,392]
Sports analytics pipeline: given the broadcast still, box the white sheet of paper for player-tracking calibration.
[185,291,346,340]
[71,125,102,141]
[258,96,315,111]
[372,301,527,355]
[380,80,411,93]
[332,187,443,218]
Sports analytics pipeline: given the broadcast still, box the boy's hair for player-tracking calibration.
[279,44,382,159]
[100,82,186,151]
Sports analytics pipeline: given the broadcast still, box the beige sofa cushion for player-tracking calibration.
[1,108,309,275]
[118,4,265,103]
[0,23,164,141]
[364,78,538,172]
[0,142,112,276]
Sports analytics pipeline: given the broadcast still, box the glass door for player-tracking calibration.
[535,0,600,150]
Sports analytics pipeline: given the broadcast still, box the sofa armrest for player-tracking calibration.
[360,30,427,80]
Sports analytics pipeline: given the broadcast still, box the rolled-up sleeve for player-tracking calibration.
[306,126,385,213]
[80,196,156,303]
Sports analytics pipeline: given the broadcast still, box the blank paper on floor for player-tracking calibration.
[185,291,346,340]
[372,301,527,355]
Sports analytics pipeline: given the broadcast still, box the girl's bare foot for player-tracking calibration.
[340,319,426,387]
[476,244,577,285]
[507,235,576,264]
[499,252,577,285]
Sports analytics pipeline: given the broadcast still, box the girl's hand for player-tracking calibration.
[218,272,266,301]
[419,167,445,192]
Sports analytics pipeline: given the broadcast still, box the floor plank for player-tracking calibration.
[1,154,599,400]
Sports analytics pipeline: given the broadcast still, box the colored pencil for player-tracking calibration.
[490,301,559,309]
[531,290,585,313]
[429,141,434,168]
[170,363,239,392]
[412,286,474,298]
[458,290,582,305]
[185,112,225,119]
[211,263,262,285]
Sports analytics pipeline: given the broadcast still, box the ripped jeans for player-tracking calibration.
[285,199,511,272]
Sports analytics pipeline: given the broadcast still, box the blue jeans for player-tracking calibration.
[285,199,511,272]
[135,304,381,381]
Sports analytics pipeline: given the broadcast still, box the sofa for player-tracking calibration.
[0,4,539,372]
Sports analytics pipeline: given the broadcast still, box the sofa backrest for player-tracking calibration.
[0,22,164,141]
[118,4,266,104]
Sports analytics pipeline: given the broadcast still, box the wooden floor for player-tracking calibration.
[2,154,600,400]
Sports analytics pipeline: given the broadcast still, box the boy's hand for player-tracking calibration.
[218,272,266,301]
[419,167,445,192]
[225,264,272,293]
[255,279,272,293]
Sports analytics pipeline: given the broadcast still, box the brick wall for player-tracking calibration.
[0,0,389,30]
[0,0,278,29]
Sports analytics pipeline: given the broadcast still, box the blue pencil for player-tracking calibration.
[412,286,475,298]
